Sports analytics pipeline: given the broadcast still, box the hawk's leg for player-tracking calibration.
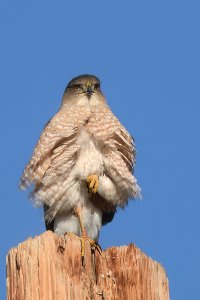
[87,174,99,193]
[74,206,101,264]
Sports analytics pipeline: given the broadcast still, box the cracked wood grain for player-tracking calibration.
[6,231,169,300]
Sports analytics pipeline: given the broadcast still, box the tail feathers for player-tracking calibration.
[102,210,116,226]
[43,204,54,231]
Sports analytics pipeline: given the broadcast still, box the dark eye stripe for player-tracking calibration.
[72,84,81,89]
[94,83,100,89]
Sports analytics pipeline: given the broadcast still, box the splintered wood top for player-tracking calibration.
[6,231,169,300]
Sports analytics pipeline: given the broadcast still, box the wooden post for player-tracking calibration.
[6,231,169,300]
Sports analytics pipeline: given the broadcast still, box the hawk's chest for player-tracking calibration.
[75,129,104,178]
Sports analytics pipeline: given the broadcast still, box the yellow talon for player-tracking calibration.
[65,232,101,265]
[86,174,99,193]
[80,236,102,263]
[73,206,101,266]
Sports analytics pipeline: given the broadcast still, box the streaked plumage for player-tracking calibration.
[20,74,140,241]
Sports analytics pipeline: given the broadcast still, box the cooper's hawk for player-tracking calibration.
[20,74,140,255]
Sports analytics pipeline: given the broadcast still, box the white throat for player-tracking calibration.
[77,95,101,106]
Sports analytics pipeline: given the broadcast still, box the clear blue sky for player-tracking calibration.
[1,1,199,299]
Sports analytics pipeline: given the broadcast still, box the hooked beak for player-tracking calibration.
[84,81,94,97]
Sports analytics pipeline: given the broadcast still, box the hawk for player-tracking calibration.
[20,74,140,255]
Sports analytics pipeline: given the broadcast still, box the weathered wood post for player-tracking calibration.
[6,231,169,300]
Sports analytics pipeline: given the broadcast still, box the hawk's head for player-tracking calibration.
[62,74,106,106]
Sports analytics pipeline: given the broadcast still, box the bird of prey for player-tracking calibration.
[20,74,140,257]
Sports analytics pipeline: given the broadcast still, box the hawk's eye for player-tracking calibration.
[94,83,100,90]
[73,84,81,91]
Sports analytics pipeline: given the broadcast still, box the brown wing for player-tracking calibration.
[87,104,135,171]
[19,105,91,192]
[87,104,140,201]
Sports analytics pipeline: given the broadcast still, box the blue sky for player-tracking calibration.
[1,1,200,299]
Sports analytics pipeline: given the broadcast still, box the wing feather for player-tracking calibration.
[87,104,140,201]
[20,106,91,190]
